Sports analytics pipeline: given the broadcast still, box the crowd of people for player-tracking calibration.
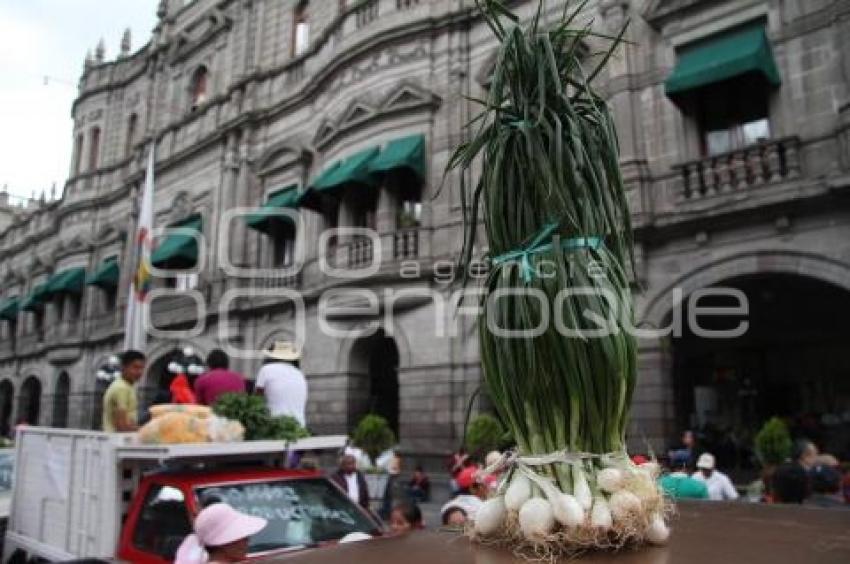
[100,341,309,433]
[658,429,849,508]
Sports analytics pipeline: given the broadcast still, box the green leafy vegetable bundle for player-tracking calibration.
[448,0,670,554]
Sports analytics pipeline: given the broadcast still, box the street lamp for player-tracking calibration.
[168,346,206,377]
[96,355,121,382]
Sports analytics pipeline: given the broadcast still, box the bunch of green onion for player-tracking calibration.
[448,0,669,550]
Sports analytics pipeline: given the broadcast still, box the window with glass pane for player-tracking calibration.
[195,478,379,554]
[396,174,422,228]
[351,188,378,231]
[324,204,339,248]
[88,127,101,171]
[55,295,65,322]
[293,1,310,56]
[104,287,117,313]
[132,485,192,560]
[696,73,771,156]
[69,294,81,320]
[273,236,295,267]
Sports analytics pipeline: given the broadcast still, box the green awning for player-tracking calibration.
[369,134,426,179]
[665,23,781,96]
[308,161,341,190]
[299,148,379,212]
[0,298,19,322]
[45,267,86,296]
[246,185,300,235]
[21,284,49,312]
[86,258,120,289]
[311,147,380,191]
[151,215,203,269]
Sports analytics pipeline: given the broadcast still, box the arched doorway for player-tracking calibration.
[142,349,182,418]
[671,274,850,469]
[349,329,400,437]
[0,381,14,437]
[91,377,111,431]
[18,377,42,426]
[52,372,70,428]
[142,347,206,420]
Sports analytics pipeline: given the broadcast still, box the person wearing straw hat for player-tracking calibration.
[255,341,308,427]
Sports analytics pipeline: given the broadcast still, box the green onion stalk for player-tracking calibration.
[449,0,670,552]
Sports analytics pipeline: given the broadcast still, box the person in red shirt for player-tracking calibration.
[170,372,197,404]
[194,349,247,406]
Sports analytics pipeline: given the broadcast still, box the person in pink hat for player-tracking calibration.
[177,503,267,564]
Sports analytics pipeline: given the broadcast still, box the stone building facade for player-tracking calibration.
[0,0,848,460]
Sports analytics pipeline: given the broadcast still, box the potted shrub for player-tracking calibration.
[352,414,396,499]
[465,414,505,460]
[754,417,792,499]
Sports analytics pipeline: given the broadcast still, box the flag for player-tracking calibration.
[124,143,155,352]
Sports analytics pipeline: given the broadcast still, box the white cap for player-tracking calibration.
[696,453,715,470]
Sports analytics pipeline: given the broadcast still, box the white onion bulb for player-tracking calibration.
[551,493,584,528]
[474,496,506,536]
[518,498,555,540]
[573,466,593,510]
[590,497,613,531]
[505,474,532,511]
[597,468,625,493]
[646,513,670,545]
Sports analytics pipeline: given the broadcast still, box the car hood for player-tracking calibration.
[256,501,850,564]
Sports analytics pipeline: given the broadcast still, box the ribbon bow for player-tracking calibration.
[491,222,602,283]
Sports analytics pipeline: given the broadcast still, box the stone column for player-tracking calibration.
[222,132,243,269]
[376,182,398,235]
[629,337,676,454]
[376,180,399,264]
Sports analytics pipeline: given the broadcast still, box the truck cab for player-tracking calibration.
[118,468,381,563]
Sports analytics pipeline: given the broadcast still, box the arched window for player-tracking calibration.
[126,113,138,156]
[18,376,41,426]
[0,381,14,437]
[88,126,101,171]
[53,372,70,428]
[293,1,310,57]
[190,66,209,110]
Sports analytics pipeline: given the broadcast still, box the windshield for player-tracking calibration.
[195,477,378,553]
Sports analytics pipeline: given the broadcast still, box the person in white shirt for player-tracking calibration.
[331,454,370,509]
[691,452,739,501]
[255,341,308,427]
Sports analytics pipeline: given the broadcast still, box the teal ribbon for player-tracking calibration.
[491,222,602,283]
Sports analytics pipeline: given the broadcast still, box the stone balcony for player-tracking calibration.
[16,333,43,353]
[45,320,83,343]
[328,226,428,272]
[673,137,802,203]
[0,340,14,360]
[87,312,122,340]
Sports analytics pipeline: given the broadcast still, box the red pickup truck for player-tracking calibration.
[3,428,381,563]
[118,467,381,563]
